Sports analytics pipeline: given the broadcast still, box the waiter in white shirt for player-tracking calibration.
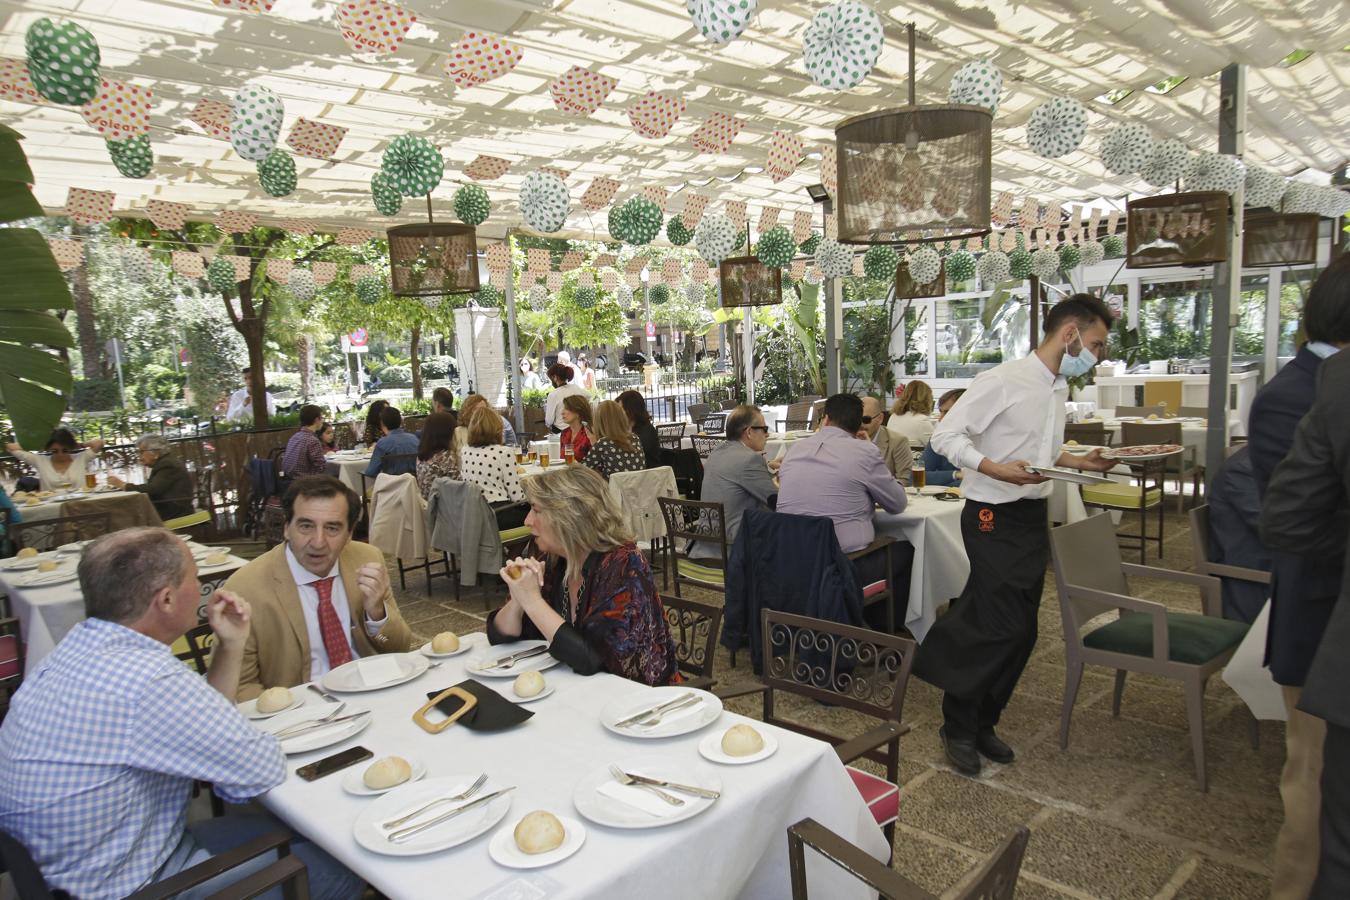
[916,295,1117,777]
[225,367,277,422]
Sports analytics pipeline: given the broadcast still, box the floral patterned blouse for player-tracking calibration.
[584,438,645,480]
[415,450,459,499]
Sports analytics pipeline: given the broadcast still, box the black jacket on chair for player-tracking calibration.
[723,508,863,673]
[1205,446,1270,623]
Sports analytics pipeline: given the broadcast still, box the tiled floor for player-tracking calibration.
[381,508,1282,900]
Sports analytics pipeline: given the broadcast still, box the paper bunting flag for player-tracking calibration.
[312,261,337,285]
[626,254,649,273]
[540,167,570,182]
[616,271,635,289]
[217,210,257,233]
[991,191,1014,227]
[559,250,583,271]
[790,210,814,244]
[527,248,551,271]
[336,0,416,55]
[641,185,669,212]
[211,0,276,10]
[171,250,204,277]
[0,57,43,105]
[266,258,293,283]
[765,131,804,183]
[546,272,562,291]
[220,254,251,283]
[1019,196,1041,229]
[823,213,837,239]
[724,200,747,227]
[690,112,743,155]
[819,144,837,196]
[802,0,884,91]
[445,31,523,89]
[600,270,618,291]
[1105,211,1121,235]
[966,236,982,251]
[285,118,347,159]
[1043,200,1063,230]
[338,228,378,245]
[999,231,1017,252]
[680,193,709,229]
[756,206,780,234]
[581,177,621,211]
[47,238,82,271]
[1068,206,1083,232]
[662,258,683,282]
[65,187,114,225]
[790,259,807,280]
[485,242,511,271]
[691,259,709,281]
[593,253,616,269]
[577,270,594,287]
[627,91,687,140]
[549,66,616,118]
[79,79,153,139]
[464,155,510,181]
[349,263,376,283]
[281,218,314,235]
[189,98,232,141]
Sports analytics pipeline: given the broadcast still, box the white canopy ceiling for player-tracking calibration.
[2,0,1347,240]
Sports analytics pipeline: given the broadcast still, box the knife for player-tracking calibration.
[387,787,516,843]
[621,770,721,800]
[613,691,698,728]
[273,710,370,740]
[478,646,550,670]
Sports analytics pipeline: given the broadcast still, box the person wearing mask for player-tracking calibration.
[860,396,913,485]
[107,435,195,521]
[364,406,419,477]
[887,381,935,449]
[922,390,966,486]
[519,358,544,392]
[544,364,587,433]
[225,367,276,422]
[693,405,777,559]
[6,428,105,492]
[281,404,328,478]
[915,295,1117,777]
[616,389,661,468]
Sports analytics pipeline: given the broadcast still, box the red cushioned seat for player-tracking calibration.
[0,634,19,680]
[861,580,887,600]
[846,765,899,827]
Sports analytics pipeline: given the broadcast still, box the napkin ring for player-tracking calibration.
[413,686,478,734]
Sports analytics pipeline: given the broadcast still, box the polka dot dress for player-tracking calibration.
[584,439,645,481]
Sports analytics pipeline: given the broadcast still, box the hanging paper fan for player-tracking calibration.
[475,284,503,307]
[288,268,317,300]
[804,267,823,286]
[207,256,238,293]
[356,275,384,304]
[1101,235,1124,259]
[815,238,852,279]
[649,283,671,305]
[616,283,634,309]
[25,19,100,106]
[861,244,897,280]
[520,170,569,233]
[976,250,1011,283]
[1282,181,1322,214]
[686,0,758,45]
[107,135,152,179]
[1030,247,1061,280]
[801,0,884,91]
[1318,187,1350,219]
[1141,139,1190,188]
[799,231,821,255]
[231,83,284,162]
[574,285,598,309]
[694,214,739,266]
[608,204,632,242]
[666,216,693,246]
[1244,166,1287,210]
[757,225,796,268]
[1058,244,1082,271]
[623,197,663,245]
[685,281,705,305]
[908,246,941,284]
[1026,97,1088,159]
[454,184,491,225]
[1008,248,1032,278]
[1184,152,1245,194]
[381,134,444,197]
[121,245,153,282]
[257,149,296,197]
[947,59,1001,115]
[528,284,549,311]
[945,249,976,282]
[371,171,403,216]
[1079,241,1106,267]
[1100,121,1152,176]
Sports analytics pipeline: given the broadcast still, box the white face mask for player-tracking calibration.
[1061,327,1097,378]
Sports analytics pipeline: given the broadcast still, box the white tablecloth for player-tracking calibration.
[873,495,969,642]
[12,489,141,525]
[261,633,888,900]
[327,453,373,494]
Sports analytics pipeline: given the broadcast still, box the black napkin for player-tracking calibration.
[424,679,533,732]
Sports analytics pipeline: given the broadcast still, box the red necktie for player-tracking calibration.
[312,576,353,669]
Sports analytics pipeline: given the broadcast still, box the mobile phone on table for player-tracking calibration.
[296,746,372,781]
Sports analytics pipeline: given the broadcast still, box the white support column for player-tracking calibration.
[1262,267,1282,382]
[742,307,755,405]
[503,231,523,437]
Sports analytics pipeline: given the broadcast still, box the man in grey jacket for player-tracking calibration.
[692,405,777,560]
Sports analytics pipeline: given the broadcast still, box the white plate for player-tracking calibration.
[190,545,230,559]
[504,685,555,705]
[917,485,948,496]
[488,814,586,869]
[0,557,41,571]
[268,707,373,755]
[465,640,561,678]
[322,652,430,693]
[572,758,721,830]
[698,726,779,765]
[19,568,79,587]
[353,775,513,857]
[57,540,92,555]
[600,687,723,739]
[237,692,306,720]
[342,757,429,796]
[419,640,471,659]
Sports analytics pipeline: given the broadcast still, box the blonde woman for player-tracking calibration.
[887,380,936,449]
[455,393,517,449]
[584,400,646,480]
[458,406,524,504]
[491,465,680,685]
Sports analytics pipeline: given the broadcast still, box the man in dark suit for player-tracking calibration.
[1262,315,1350,898]
[1249,254,1350,900]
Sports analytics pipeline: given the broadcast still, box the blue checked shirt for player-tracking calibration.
[0,618,285,899]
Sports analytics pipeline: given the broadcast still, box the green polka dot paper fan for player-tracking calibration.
[908,246,941,285]
[798,231,821,256]
[945,249,976,282]
[1008,248,1032,278]
[454,184,491,226]
[382,134,444,197]
[686,0,758,45]
[107,135,152,179]
[207,256,238,294]
[1030,247,1061,280]
[356,276,384,304]
[757,225,796,268]
[1100,121,1152,176]
[861,244,897,280]
[694,214,739,266]
[801,0,884,91]
[623,197,663,245]
[1141,139,1190,188]
[475,283,503,307]
[1026,97,1087,159]
[1057,244,1081,271]
[1079,241,1105,267]
[257,149,296,198]
[230,83,284,163]
[666,216,693,246]
[977,250,1011,283]
[25,18,101,106]
[371,172,403,216]
[574,285,598,309]
[288,269,317,301]
[649,283,671,305]
[1101,235,1124,259]
[519,170,569,234]
[608,203,632,242]
[815,238,852,279]
[948,59,1001,115]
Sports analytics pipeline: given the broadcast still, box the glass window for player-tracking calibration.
[1235,273,1269,360]
[1135,277,1213,362]
[933,293,1027,377]
[903,300,930,376]
[1280,266,1321,356]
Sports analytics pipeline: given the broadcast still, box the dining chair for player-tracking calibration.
[609,467,679,584]
[786,818,1029,900]
[1113,405,1166,418]
[174,622,217,676]
[359,452,418,523]
[687,402,711,428]
[1079,461,1165,562]
[1120,420,1204,511]
[777,400,814,432]
[657,497,729,602]
[1049,514,1249,790]
[700,412,729,436]
[808,399,828,430]
[691,436,725,459]
[655,422,687,450]
[0,617,23,718]
[721,609,916,848]
[847,536,899,635]
[1189,505,1272,589]
[1063,422,1111,447]
[12,512,112,552]
[661,594,723,690]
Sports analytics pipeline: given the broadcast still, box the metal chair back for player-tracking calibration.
[655,422,687,450]
[691,436,724,459]
[176,623,216,676]
[1189,505,1271,586]
[12,513,112,552]
[661,594,723,689]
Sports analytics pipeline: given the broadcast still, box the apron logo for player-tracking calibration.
[978,507,995,532]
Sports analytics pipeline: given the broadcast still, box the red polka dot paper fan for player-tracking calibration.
[549,66,617,118]
[689,111,743,155]
[286,117,347,159]
[0,57,44,105]
[581,177,621,211]
[444,31,523,89]
[172,250,205,278]
[189,98,232,141]
[627,91,687,139]
[679,193,709,229]
[464,154,511,181]
[80,79,154,139]
[336,0,417,56]
[765,130,804,183]
[65,187,114,226]
[312,261,337,285]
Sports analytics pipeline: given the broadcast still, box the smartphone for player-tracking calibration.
[296,746,372,781]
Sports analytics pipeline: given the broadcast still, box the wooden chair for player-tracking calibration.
[808,399,828,430]
[12,513,112,552]
[1121,421,1204,511]
[1049,514,1248,790]
[655,422,688,450]
[661,594,723,690]
[1079,460,1165,562]
[787,818,1029,900]
[1063,422,1111,447]
[721,609,916,847]
[777,400,814,432]
[691,436,724,459]
[687,403,711,427]
[657,497,728,601]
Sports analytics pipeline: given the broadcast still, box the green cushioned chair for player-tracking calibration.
[1083,611,1248,665]
[676,558,725,587]
[1078,458,1167,563]
[164,509,211,531]
[1080,483,1162,509]
[657,496,730,607]
[499,526,532,543]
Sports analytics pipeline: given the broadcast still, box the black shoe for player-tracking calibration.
[939,726,982,776]
[976,729,1015,764]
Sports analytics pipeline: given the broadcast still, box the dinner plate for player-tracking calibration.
[264,705,373,755]
[419,640,471,659]
[917,485,948,496]
[465,640,561,678]
[488,814,586,869]
[237,693,306,720]
[503,685,555,705]
[1023,466,1115,486]
[342,757,429,796]
[19,568,79,587]
[600,687,723,739]
[0,556,41,571]
[353,775,513,857]
[572,757,721,830]
[698,726,779,765]
[322,652,430,693]
[190,545,230,559]
[57,540,92,555]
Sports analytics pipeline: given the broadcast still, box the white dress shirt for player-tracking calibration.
[929,353,1068,505]
[226,387,277,421]
[283,545,385,678]
[544,382,588,430]
[1307,341,1341,360]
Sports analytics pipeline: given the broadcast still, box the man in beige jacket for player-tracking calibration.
[224,475,411,701]
[862,396,914,485]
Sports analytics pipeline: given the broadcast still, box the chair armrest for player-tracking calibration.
[681,675,716,692]
[846,535,895,562]
[206,855,308,900]
[833,720,908,765]
[1065,585,1170,662]
[1120,564,1223,617]
[125,832,292,900]
[1198,562,1272,586]
[789,818,932,900]
[714,683,768,701]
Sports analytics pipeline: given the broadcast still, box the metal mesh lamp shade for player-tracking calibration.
[1242,213,1318,267]
[1126,192,1230,269]
[719,256,782,308]
[387,223,479,296]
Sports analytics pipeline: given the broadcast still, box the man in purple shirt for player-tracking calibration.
[777,394,912,629]
[281,404,327,477]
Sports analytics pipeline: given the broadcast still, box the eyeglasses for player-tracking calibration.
[748,425,770,433]
[860,416,875,424]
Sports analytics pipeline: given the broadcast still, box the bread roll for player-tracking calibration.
[204,552,230,566]
[255,686,293,713]
[363,756,412,790]
[513,670,545,698]
[431,631,460,653]
[720,724,765,757]
[513,810,565,854]
[16,547,38,559]
[37,560,59,573]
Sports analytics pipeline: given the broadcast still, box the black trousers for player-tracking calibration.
[1314,723,1350,898]
[852,539,916,634]
[912,498,1049,741]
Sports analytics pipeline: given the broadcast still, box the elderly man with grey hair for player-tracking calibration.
[109,434,195,520]
[692,404,778,559]
[0,527,362,899]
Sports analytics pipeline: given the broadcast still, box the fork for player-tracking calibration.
[619,694,701,729]
[381,773,489,830]
[609,765,684,807]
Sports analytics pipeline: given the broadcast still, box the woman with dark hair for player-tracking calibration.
[559,394,593,463]
[361,399,389,446]
[415,411,459,499]
[616,389,660,468]
[317,423,339,454]
[6,428,105,492]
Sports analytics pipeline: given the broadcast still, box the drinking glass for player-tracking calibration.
[538,451,550,467]
[911,464,926,490]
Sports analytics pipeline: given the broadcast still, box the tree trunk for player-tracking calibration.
[298,335,312,399]
[226,251,272,428]
[410,324,423,401]
[71,244,101,379]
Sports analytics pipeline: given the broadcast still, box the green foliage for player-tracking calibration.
[842,302,898,397]
[180,293,247,416]
[522,388,550,409]
[420,355,457,379]
[132,363,185,405]
[71,377,120,411]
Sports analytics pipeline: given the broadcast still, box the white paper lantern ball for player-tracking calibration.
[801,0,884,91]
[1317,186,1350,219]
[1079,241,1106,267]
[814,238,853,279]
[694,214,739,266]
[1184,152,1245,195]
[1030,247,1061,280]
[288,269,317,301]
[948,60,1002,115]
[519,171,570,233]
[1282,181,1322,214]
[908,245,941,285]
[1100,121,1152,176]
[1026,97,1088,159]
[616,283,634,309]
[976,250,1011,284]
[685,281,705,305]
[1244,166,1288,210]
[686,0,758,45]
[122,245,153,282]
[231,83,284,163]
[1141,139,1190,188]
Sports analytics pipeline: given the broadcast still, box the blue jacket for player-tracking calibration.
[1205,445,1270,623]
[921,443,960,486]
[365,429,420,477]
